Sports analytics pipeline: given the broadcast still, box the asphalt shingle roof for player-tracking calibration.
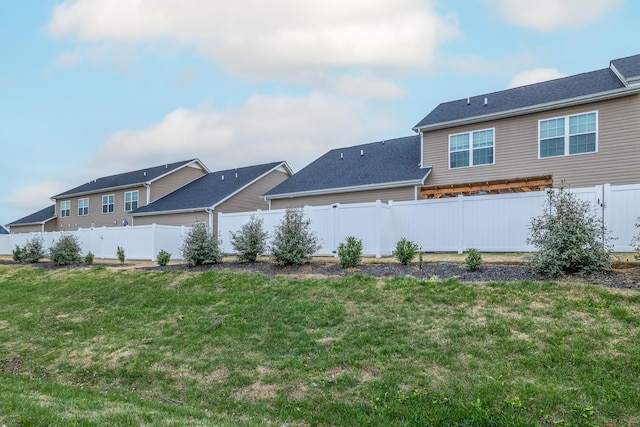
[131,161,286,214]
[53,159,199,198]
[263,135,429,198]
[413,67,625,130]
[8,205,56,226]
[611,53,640,82]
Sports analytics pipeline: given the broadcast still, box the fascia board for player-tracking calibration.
[264,175,430,200]
[130,207,208,217]
[413,86,640,133]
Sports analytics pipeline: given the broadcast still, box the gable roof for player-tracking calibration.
[8,205,56,226]
[263,135,430,199]
[0,225,9,234]
[130,161,291,215]
[610,54,640,85]
[53,159,207,199]
[414,53,640,132]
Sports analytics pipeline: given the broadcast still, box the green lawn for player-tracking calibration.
[1,265,639,426]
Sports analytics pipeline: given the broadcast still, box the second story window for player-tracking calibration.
[102,194,115,214]
[125,191,139,212]
[78,198,89,216]
[449,128,494,169]
[60,200,71,218]
[539,111,597,158]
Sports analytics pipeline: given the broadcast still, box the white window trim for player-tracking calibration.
[60,200,71,218]
[124,190,139,212]
[448,127,495,169]
[538,111,598,159]
[78,198,89,216]
[102,194,115,214]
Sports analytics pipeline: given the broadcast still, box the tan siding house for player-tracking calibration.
[270,186,416,209]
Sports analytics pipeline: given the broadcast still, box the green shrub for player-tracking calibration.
[12,245,22,262]
[465,248,483,271]
[84,251,95,265]
[14,236,45,263]
[180,223,222,266]
[271,208,320,266]
[527,187,613,276]
[49,233,82,266]
[117,246,126,264]
[394,237,420,265]
[338,236,363,268]
[157,249,171,266]
[229,215,268,262]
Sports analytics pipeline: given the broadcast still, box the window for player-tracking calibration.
[60,200,71,218]
[78,198,89,216]
[449,128,494,169]
[102,194,114,214]
[124,191,139,212]
[539,111,597,158]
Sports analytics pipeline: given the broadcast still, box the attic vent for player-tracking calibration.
[467,97,470,105]
[143,171,146,176]
[221,175,225,180]
[165,164,168,168]
[360,149,364,156]
[484,97,488,106]
[235,172,238,178]
[340,152,343,159]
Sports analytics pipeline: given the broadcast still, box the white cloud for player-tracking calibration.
[485,0,623,32]
[46,0,459,94]
[5,180,65,222]
[507,68,567,88]
[90,93,396,174]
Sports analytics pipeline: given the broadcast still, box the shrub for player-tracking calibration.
[338,236,363,268]
[157,249,171,266]
[49,233,82,266]
[12,245,22,262]
[465,248,483,271]
[14,236,45,263]
[394,237,420,265]
[180,223,222,266]
[229,215,268,262]
[527,187,613,276]
[117,246,126,264]
[631,216,640,260]
[271,208,320,266]
[84,251,95,265]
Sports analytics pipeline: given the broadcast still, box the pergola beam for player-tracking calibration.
[420,175,553,199]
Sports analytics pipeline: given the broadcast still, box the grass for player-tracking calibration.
[0,265,639,426]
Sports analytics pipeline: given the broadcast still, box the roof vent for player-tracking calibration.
[467,97,470,105]
[221,175,224,180]
[340,152,343,159]
[484,97,488,106]
[165,164,168,168]
[143,171,146,176]
[360,149,364,156]
[235,172,238,178]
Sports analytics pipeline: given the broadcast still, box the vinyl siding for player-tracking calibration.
[133,212,209,228]
[270,186,417,209]
[150,164,207,202]
[421,94,640,188]
[9,223,56,234]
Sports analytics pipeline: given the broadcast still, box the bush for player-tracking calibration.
[527,187,613,276]
[180,223,222,266]
[84,251,95,265]
[117,246,126,264]
[49,233,82,266]
[271,208,320,266]
[394,237,420,265]
[631,216,640,260]
[229,215,268,262]
[338,236,362,268]
[157,249,171,266]
[14,236,45,263]
[465,248,483,271]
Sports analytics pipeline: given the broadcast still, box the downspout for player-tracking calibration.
[144,183,151,204]
[205,208,214,234]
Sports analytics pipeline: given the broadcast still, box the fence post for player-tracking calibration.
[457,195,464,254]
[601,184,612,246]
[151,223,157,261]
[375,200,382,258]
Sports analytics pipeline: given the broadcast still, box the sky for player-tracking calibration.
[1,0,638,228]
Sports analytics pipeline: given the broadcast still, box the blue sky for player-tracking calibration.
[1,0,638,227]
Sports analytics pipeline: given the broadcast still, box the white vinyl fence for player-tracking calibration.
[0,224,190,261]
[218,183,640,256]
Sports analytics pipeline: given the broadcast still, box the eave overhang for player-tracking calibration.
[413,86,640,133]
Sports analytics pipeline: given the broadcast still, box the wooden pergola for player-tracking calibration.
[419,175,553,199]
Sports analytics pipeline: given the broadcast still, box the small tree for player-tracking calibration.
[180,223,222,266]
[465,248,483,271]
[338,236,363,268]
[271,208,320,266]
[229,215,268,262]
[394,237,420,265]
[15,236,45,263]
[49,233,82,266]
[116,246,126,264]
[156,249,171,266]
[527,187,613,276]
[84,251,95,265]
